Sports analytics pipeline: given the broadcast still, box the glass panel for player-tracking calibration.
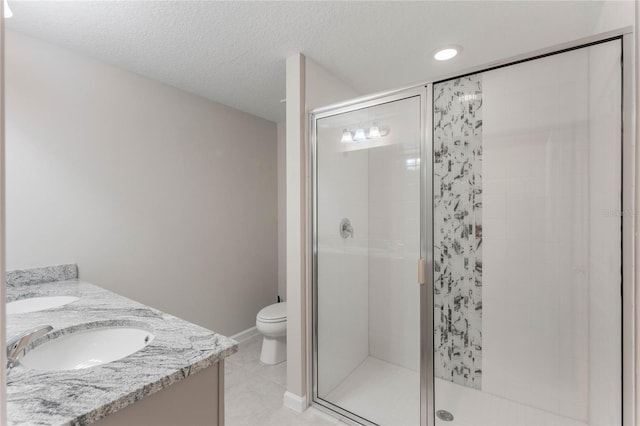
[315,95,421,425]
[433,40,622,426]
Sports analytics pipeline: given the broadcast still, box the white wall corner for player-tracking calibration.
[592,0,635,35]
[285,52,307,399]
[304,57,360,111]
[283,391,308,413]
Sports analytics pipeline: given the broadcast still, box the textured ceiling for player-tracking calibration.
[5,1,615,122]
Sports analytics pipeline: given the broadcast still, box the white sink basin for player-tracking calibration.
[20,326,155,371]
[6,296,80,314]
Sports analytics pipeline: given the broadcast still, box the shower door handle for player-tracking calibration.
[418,258,426,285]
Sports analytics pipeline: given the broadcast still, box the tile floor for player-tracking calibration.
[224,335,345,426]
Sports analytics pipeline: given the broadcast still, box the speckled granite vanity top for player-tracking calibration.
[6,265,238,426]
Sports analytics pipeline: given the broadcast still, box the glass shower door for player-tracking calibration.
[313,92,424,425]
[432,39,623,426]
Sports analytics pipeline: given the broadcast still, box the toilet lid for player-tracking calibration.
[257,302,287,322]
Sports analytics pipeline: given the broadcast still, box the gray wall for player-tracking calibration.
[5,30,278,336]
[277,121,286,301]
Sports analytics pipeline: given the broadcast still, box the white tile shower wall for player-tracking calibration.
[481,45,619,422]
[316,126,369,396]
[367,149,420,371]
[367,96,421,372]
[433,76,483,390]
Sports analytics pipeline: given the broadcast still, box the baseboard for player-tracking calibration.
[283,391,307,413]
[230,326,260,344]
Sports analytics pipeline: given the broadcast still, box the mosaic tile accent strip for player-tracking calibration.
[433,74,483,389]
[6,264,78,288]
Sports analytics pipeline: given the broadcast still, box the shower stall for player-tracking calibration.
[310,33,632,426]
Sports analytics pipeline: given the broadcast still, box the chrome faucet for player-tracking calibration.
[6,325,53,370]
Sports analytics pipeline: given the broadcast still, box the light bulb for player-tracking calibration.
[367,125,381,139]
[4,0,12,18]
[341,129,353,143]
[353,128,366,142]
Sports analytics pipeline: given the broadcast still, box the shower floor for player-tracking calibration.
[323,357,587,426]
[324,356,420,425]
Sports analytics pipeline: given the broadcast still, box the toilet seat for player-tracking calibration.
[257,302,286,323]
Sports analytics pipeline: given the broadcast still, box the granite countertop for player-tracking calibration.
[5,265,238,426]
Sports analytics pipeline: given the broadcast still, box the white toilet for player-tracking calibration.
[256,302,287,365]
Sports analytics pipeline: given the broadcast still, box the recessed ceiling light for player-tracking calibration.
[434,46,461,61]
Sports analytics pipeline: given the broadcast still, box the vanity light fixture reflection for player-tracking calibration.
[341,129,354,143]
[339,123,390,143]
[353,128,367,142]
[367,124,381,139]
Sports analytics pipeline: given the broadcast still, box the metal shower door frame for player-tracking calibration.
[309,85,431,426]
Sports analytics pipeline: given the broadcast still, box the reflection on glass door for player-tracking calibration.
[433,39,622,426]
[313,93,423,425]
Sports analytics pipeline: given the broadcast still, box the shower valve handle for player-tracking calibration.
[340,218,353,239]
